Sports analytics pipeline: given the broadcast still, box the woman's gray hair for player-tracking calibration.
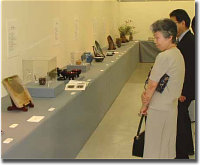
[151,18,177,43]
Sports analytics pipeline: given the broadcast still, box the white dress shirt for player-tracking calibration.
[178,29,190,42]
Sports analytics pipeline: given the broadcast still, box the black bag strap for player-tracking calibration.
[136,115,146,136]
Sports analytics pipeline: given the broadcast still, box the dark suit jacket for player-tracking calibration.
[177,30,195,100]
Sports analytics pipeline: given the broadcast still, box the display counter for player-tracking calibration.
[1,41,140,159]
[139,40,161,63]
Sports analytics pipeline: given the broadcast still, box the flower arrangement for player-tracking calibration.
[118,19,136,36]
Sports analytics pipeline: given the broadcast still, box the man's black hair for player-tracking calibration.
[169,9,191,28]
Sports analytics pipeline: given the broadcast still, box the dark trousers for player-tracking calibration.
[176,98,194,159]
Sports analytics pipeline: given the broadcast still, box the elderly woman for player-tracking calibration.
[140,19,185,159]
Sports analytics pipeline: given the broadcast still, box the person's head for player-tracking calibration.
[169,9,191,37]
[192,16,195,34]
[151,18,177,51]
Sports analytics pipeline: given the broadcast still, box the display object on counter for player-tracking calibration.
[22,56,57,84]
[95,41,105,57]
[39,77,46,85]
[93,41,105,62]
[67,63,90,72]
[120,33,129,43]
[116,38,122,48]
[65,80,88,91]
[107,35,116,50]
[106,51,114,56]
[93,46,104,62]
[2,75,34,111]
[47,68,57,81]
[67,71,77,80]
[57,68,81,81]
[71,69,82,77]
[81,52,93,64]
[118,19,136,43]
[76,59,82,65]
[93,56,104,62]
[129,32,133,41]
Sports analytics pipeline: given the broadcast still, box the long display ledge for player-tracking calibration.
[1,41,140,159]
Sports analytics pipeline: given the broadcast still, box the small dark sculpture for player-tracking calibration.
[67,71,77,80]
[107,35,116,50]
[129,33,133,41]
[57,68,68,80]
[116,38,122,48]
[57,68,79,80]
[39,77,46,85]
[57,67,62,77]
[120,33,129,43]
[72,69,81,77]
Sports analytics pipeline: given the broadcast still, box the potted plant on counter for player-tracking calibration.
[118,19,136,43]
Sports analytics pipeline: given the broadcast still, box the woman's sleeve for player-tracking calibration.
[149,53,169,82]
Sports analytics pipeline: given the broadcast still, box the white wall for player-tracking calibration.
[119,1,195,40]
[1,0,120,97]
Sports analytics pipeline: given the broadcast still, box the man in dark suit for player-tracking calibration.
[170,9,195,159]
[192,16,195,34]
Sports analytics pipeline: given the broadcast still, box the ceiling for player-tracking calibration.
[119,0,194,2]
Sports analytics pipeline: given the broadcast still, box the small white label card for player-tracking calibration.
[3,138,13,144]
[71,92,76,95]
[65,80,87,91]
[27,116,45,123]
[9,124,19,128]
[87,79,92,82]
[48,107,55,112]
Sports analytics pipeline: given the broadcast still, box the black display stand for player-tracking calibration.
[7,97,34,112]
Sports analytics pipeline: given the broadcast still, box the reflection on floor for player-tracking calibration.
[76,63,195,159]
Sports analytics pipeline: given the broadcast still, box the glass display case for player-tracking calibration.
[22,56,57,84]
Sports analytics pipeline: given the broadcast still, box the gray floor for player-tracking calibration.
[76,63,195,159]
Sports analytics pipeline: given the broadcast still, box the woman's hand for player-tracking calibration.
[140,79,158,116]
[140,105,148,116]
[179,95,186,102]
